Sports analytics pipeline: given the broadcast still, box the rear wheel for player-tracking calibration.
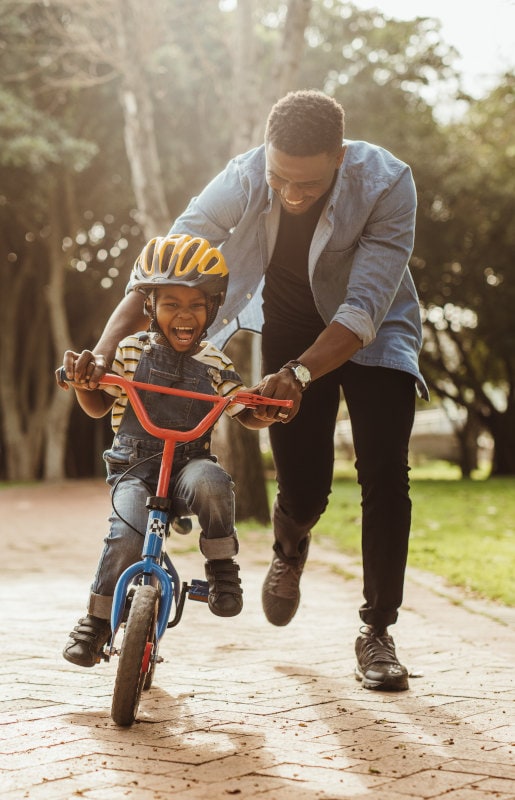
[111,584,159,727]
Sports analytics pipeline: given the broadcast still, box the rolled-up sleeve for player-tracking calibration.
[332,304,376,346]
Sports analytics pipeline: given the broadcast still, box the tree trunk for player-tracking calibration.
[453,411,480,479]
[271,0,312,99]
[0,245,47,479]
[213,332,270,523]
[212,0,312,521]
[232,0,312,146]
[115,0,170,238]
[42,187,76,479]
[486,404,515,476]
[0,324,45,480]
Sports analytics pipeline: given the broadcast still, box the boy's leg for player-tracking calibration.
[173,458,242,616]
[63,475,149,667]
[88,474,150,616]
[172,458,238,557]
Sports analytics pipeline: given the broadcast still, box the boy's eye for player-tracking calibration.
[159,299,206,311]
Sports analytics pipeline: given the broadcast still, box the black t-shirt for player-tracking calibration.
[262,188,330,344]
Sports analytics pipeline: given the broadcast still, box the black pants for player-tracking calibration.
[263,345,416,630]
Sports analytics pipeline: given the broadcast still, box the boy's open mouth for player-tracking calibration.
[173,326,196,344]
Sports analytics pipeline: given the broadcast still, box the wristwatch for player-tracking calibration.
[282,360,312,391]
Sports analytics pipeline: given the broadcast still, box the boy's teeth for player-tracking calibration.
[175,326,193,341]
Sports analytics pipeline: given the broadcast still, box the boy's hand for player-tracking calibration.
[55,350,108,390]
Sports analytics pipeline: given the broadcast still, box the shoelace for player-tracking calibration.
[359,632,399,666]
[267,557,303,598]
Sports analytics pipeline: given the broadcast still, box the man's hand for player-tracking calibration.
[250,368,302,424]
[55,350,108,390]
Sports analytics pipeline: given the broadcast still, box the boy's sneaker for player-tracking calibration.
[261,535,310,627]
[204,559,243,617]
[355,625,409,691]
[63,615,111,668]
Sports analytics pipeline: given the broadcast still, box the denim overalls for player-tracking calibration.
[88,337,238,620]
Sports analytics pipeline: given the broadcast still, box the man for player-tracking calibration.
[73,90,428,691]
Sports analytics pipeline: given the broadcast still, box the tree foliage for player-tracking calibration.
[0,0,513,484]
[414,75,515,475]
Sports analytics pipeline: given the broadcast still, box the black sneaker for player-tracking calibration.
[355,625,409,691]
[63,615,111,668]
[204,559,243,617]
[261,535,310,627]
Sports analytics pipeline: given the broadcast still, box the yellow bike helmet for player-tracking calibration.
[130,235,228,346]
[130,234,228,301]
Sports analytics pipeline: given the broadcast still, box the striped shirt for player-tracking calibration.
[103,334,245,434]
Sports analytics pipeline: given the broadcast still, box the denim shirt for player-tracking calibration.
[167,142,428,399]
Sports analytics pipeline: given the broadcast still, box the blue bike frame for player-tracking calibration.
[110,507,178,647]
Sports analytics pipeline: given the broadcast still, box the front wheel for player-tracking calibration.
[111,584,159,727]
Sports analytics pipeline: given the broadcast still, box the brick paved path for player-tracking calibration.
[1,480,514,800]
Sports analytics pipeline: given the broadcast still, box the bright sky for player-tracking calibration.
[353,0,514,97]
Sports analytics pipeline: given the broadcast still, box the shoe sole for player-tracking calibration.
[208,600,243,618]
[62,649,100,668]
[355,666,409,691]
[262,588,300,626]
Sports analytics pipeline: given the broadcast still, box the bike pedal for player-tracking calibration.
[188,579,209,603]
[100,648,114,662]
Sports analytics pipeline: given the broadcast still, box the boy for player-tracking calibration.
[61,234,276,668]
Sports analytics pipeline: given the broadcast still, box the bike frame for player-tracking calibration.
[83,373,292,657]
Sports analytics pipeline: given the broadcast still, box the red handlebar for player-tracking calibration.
[60,369,293,498]
[61,370,292,444]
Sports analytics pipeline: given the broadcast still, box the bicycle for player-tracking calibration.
[59,368,292,726]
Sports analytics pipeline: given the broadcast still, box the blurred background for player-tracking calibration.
[1,1,513,520]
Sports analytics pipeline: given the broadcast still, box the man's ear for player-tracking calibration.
[335,145,346,169]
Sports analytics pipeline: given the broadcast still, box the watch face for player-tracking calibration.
[295,365,311,385]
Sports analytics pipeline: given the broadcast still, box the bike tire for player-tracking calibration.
[143,646,157,691]
[111,584,159,727]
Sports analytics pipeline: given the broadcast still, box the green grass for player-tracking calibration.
[309,464,515,607]
[239,462,515,607]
